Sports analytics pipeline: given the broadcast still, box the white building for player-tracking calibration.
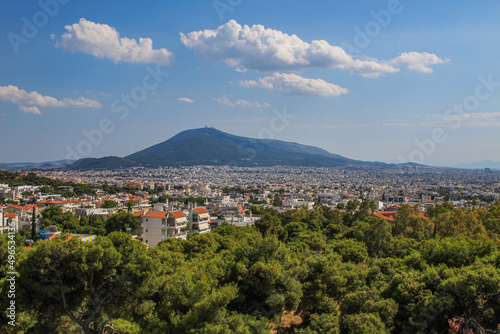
[135,210,188,246]
[0,209,19,233]
[190,207,211,234]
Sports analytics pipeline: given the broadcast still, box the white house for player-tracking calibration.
[0,209,18,233]
[134,210,188,247]
[190,207,211,234]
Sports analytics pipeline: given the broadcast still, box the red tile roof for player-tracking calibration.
[37,200,79,205]
[374,210,428,223]
[386,205,401,211]
[144,211,168,218]
[418,212,428,219]
[374,211,396,222]
[10,205,37,210]
[133,211,144,217]
[193,207,208,214]
[169,211,186,218]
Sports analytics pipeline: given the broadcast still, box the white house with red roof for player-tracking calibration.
[167,211,188,238]
[133,210,188,246]
[36,199,83,211]
[0,209,19,233]
[190,207,211,234]
[6,204,38,231]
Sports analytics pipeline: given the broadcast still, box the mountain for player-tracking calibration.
[67,157,140,170]
[125,127,390,167]
[68,127,394,169]
[0,159,75,169]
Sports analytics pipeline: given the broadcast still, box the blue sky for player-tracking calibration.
[1,0,499,166]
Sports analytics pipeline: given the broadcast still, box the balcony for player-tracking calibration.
[192,222,210,234]
[167,232,187,240]
[168,222,187,228]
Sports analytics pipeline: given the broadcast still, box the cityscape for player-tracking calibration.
[1,1,500,333]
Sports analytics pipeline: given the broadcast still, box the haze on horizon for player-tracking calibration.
[1,0,499,168]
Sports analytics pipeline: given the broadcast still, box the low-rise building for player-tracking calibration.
[134,210,188,246]
[190,207,211,234]
[0,210,18,232]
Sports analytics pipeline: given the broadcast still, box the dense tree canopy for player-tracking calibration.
[38,207,138,236]
[1,202,500,333]
[101,200,118,209]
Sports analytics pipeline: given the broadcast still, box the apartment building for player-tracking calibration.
[134,210,188,246]
[190,207,211,234]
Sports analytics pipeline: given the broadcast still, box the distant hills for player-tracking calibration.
[0,128,436,171]
[0,159,75,169]
[67,157,140,170]
[65,127,403,170]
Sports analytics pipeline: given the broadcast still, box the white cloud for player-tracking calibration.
[18,105,41,115]
[178,97,195,103]
[467,112,500,119]
[55,18,174,65]
[425,111,500,120]
[422,111,500,127]
[391,52,450,73]
[0,85,102,115]
[238,73,348,97]
[213,95,270,107]
[181,20,448,77]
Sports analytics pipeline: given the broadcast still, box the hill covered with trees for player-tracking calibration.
[1,202,500,333]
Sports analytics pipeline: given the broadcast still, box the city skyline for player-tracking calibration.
[1,0,500,167]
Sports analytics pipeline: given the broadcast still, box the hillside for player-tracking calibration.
[69,127,392,169]
[125,127,388,167]
[67,156,140,170]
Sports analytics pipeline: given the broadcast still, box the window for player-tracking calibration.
[146,229,148,233]
[162,229,166,236]
[146,218,148,222]
[161,219,166,225]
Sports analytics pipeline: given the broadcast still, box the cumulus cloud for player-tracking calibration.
[0,85,102,115]
[18,105,41,115]
[178,97,195,103]
[391,52,450,73]
[55,18,174,65]
[238,73,348,97]
[180,20,448,77]
[213,95,270,107]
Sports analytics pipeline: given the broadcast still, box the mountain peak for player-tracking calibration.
[171,127,225,140]
[68,127,394,169]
